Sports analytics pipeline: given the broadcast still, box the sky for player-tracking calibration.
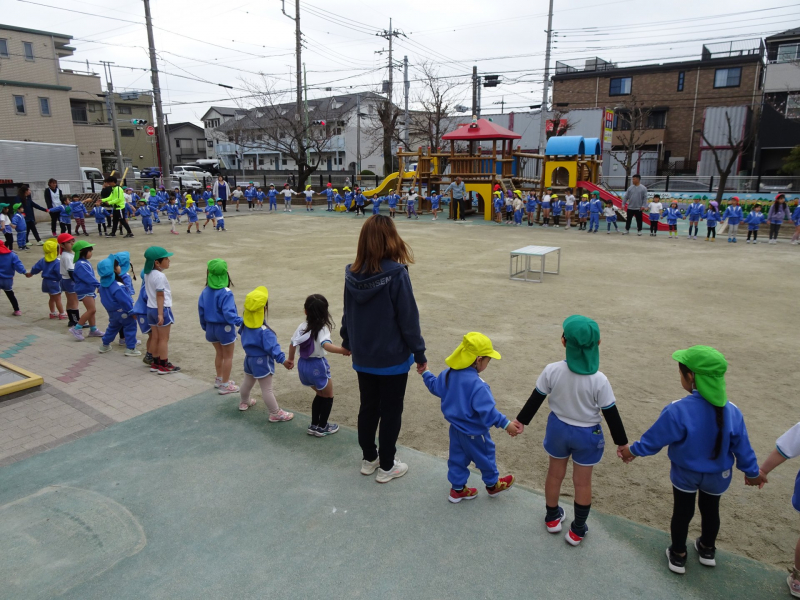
[5,0,799,124]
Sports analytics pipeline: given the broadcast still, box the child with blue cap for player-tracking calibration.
[97,255,140,356]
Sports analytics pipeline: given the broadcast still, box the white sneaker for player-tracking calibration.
[124,348,142,357]
[360,457,380,475]
[375,460,408,483]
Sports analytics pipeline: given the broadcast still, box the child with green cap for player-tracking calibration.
[422,332,517,503]
[198,259,242,395]
[513,315,629,546]
[11,203,28,250]
[620,345,765,574]
[143,246,179,374]
[69,240,104,341]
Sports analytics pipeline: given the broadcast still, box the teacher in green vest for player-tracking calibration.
[102,175,133,238]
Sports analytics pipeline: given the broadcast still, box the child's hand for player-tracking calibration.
[745,471,768,489]
[511,419,524,435]
[416,362,427,375]
[283,359,294,370]
[505,421,520,437]
[618,445,635,463]
[25,273,33,278]
[340,348,351,357]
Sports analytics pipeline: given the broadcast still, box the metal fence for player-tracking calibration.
[601,175,799,195]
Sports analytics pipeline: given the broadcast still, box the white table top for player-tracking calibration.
[510,245,561,256]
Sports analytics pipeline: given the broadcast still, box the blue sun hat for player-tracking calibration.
[97,257,116,288]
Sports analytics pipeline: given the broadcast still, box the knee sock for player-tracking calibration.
[318,396,333,427]
[311,394,322,426]
[4,290,19,311]
[546,504,561,521]
[67,308,80,326]
[572,502,591,533]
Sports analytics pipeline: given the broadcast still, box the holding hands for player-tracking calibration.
[283,359,294,370]
[617,444,635,463]
[506,421,522,437]
[744,471,768,489]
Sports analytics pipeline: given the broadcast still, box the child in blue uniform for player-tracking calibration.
[505,192,514,224]
[165,196,181,235]
[387,191,397,218]
[422,332,517,503]
[202,199,217,229]
[112,251,136,348]
[354,190,366,216]
[513,315,629,546]
[513,191,525,226]
[96,255,140,356]
[245,183,257,211]
[372,195,382,215]
[406,192,419,219]
[792,202,800,245]
[238,286,294,420]
[540,188,552,227]
[49,203,72,236]
[325,184,335,211]
[0,240,26,315]
[181,198,201,234]
[704,202,721,241]
[663,201,682,238]
[267,184,278,211]
[69,197,88,236]
[198,259,242,395]
[213,202,226,231]
[621,346,764,575]
[202,186,213,208]
[69,240,104,341]
[430,192,441,221]
[551,193,562,227]
[26,238,64,319]
[255,187,265,211]
[11,204,28,250]
[722,196,744,243]
[288,294,349,437]
[577,194,589,230]
[526,193,538,227]
[492,192,504,224]
[90,200,109,236]
[588,192,603,233]
[135,200,153,234]
[745,204,766,244]
[684,196,704,240]
[343,187,353,212]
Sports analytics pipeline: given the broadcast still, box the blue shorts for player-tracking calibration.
[670,463,732,496]
[134,312,151,335]
[542,412,605,466]
[244,355,275,379]
[205,322,236,345]
[793,471,800,512]
[147,306,175,327]
[0,278,13,291]
[431,201,439,210]
[297,357,330,390]
[42,279,61,295]
[606,216,617,223]
[77,292,96,301]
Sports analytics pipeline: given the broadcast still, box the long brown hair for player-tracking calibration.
[350,214,414,274]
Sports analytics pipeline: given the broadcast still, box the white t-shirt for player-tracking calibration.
[565,194,575,207]
[647,202,663,214]
[290,322,331,358]
[777,423,800,459]
[282,189,296,199]
[232,190,244,200]
[304,190,315,199]
[0,213,10,232]
[535,360,616,427]
[145,269,172,308]
[60,250,74,277]
[603,206,616,217]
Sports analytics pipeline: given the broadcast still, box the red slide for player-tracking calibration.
[578,181,668,231]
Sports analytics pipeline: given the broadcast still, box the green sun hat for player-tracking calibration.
[672,345,728,407]
[72,240,94,255]
[562,315,600,375]
[143,246,173,274]
[206,258,229,289]
[13,203,22,211]
[0,203,8,210]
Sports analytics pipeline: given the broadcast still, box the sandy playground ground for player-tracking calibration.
[9,209,800,568]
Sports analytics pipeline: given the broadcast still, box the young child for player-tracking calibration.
[325,184,335,212]
[372,195,382,216]
[745,204,766,244]
[663,201,682,238]
[768,194,791,245]
[165,196,181,235]
[0,204,13,250]
[704,202,721,241]
[526,193,538,227]
[213,202,226,231]
[69,196,88,236]
[69,240,104,341]
[288,294,349,437]
[684,196,704,240]
[11,203,28,250]
[513,191,525,226]
[112,251,137,348]
[355,189,366,216]
[493,191,504,224]
[136,200,153,234]
[198,259,242,395]
[143,246,179,374]
[96,255,141,356]
[255,187,266,211]
[406,191,419,220]
[245,183,256,211]
[387,190,397,219]
[237,285,294,420]
[791,201,800,245]
[551,193,562,227]
[202,199,217,229]
[564,188,575,230]
[648,195,664,237]
[588,192,603,233]
[577,194,589,230]
[231,185,244,212]
[620,346,764,574]
[58,233,80,326]
[202,186,213,209]
[132,271,154,365]
[540,188,552,227]
[603,201,618,234]
[343,187,353,212]
[422,332,517,503]
[303,185,316,211]
[505,192,514,225]
[26,238,64,319]
[181,198,201,234]
[267,184,278,212]
[0,240,26,315]
[282,184,296,212]
[722,196,744,243]
[430,193,441,221]
[513,315,629,546]
[90,200,108,236]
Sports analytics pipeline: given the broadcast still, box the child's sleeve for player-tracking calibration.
[422,370,442,398]
[262,329,286,364]
[29,258,44,276]
[629,405,683,458]
[472,384,510,430]
[12,254,27,275]
[730,412,760,478]
[516,367,551,425]
[198,293,207,331]
[220,291,243,328]
[776,423,800,459]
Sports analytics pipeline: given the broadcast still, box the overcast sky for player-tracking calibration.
[7,0,799,123]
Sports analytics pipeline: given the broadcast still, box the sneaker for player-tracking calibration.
[666,547,687,574]
[487,474,515,497]
[158,362,181,375]
[746,239,751,244]
[12,310,22,316]
[143,352,154,365]
[37,240,45,246]
[69,326,85,341]
[376,460,408,483]
[58,313,68,320]
[218,381,240,395]
[196,230,202,234]
[732,238,737,243]
[88,329,105,338]
[150,362,161,373]
[787,568,800,598]
[49,313,59,319]
[360,457,380,475]
[694,538,716,567]
[307,424,320,436]
[214,376,223,389]
[448,487,478,503]
[545,507,566,533]
[268,410,294,422]
[98,344,112,354]
[118,338,126,346]
[314,422,340,437]
[727,238,732,243]
[124,348,142,357]
[238,398,257,411]
[565,524,588,546]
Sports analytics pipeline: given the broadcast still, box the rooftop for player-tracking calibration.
[0,23,72,40]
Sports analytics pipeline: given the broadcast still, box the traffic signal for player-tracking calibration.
[131,119,148,125]
[483,75,500,88]
[311,120,326,126]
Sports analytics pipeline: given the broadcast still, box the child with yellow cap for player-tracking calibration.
[493,191,504,224]
[512,191,525,226]
[422,332,517,503]
[513,315,629,546]
[551,192,562,227]
[540,188,553,227]
[25,238,65,319]
[620,345,765,574]
[303,185,316,212]
[181,197,201,234]
[577,194,589,230]
[238,286,294,420]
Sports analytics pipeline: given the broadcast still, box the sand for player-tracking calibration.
[10,210,800,568]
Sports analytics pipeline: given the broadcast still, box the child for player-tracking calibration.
[355,189,366,216]
[704,202,721,241]
[564,188,575,230]
[201,186,213,208]
[406,191,419,220]
[505,193,514,225]
[387,190,397,218]
[422,332,517,503]
[213,202,226,231]
[493,192,504,224]
[143,246,179,374]
[513,191,525,226]
[26,238,64,319]
[603,201,618,233]
[202,199,217,229]
[165,196,181,235]
[513,315,629,546]
[372,195,382,216]
[198,259,242,395]
[325,184,335,211]
[245,183,256,211]
[90,200,108,236]
[551,193,562,227]
[526,193,538,227]
[231,185,244,211]
[745,204,766,244]
[540,188,552,227]
[255,187,266,211]
[11,203,28,250]
[267,184,278,212]
[588,192,603,233]
[238,285,294,420]
[791,201,800,245]
[684,196,704,240]
[0,240,26,315]
[69,240,104,341]
[113,251,137,348]
[768,194,791,244]
[288,294,349,437]
[722,196,743,243]
[663,201,681,238]
[135,200,153,234]
[577,194,589,230]
[430,193,441,221]
[1,203,13,249]
[69,196,88,236]
[343,187,353,212]
[304,185,316,211]
[620,346,764,574]
[648,195,664,237]
[179,198,199,234]
[282,184,296,212]
[58,233,80,326]
[132,272,153,365]
[96,256,141,356]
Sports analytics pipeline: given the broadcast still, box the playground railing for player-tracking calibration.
[601,175,800,195]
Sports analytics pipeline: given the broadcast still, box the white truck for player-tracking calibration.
[0,140,105,195]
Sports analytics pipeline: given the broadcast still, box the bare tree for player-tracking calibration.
[408,62,465,151]
[545,110,574,140]
[700,109,758,204]
[608,96,657,184]
[375,97,400,176]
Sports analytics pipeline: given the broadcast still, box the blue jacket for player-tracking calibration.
[722,205,743,224]
[0,252,26,278]
[326,189,334,200]
[589,199,603,214]
[551,200,562,215]
[198,287,243,329]
[630,391,759,477]
[72,258,99,296]
[793,207,800,225]
[240,324,285,372]
[335,194,344,205]
[704,210,721,227]
[201,191,212,202]
[12,213,27,231]
[745,211,766,230]
[132,280,148,315]
[341,259,426,373]
[68,201,86,218]
[356,193,365,206]
[181,205,198,221]
[166,204,180,219]
[268,189,278,201]
[685,202,705,219]
[90,206,110,223]
[494,198,504,213]
[256,191,266,202]
[50,205,73,224]
[424,367,510,435]
[344,192,353,204]
[212,205,224,219]
[245,187,256,200]
[578,200,589,216]
[155,191,168,204]
[136,207,152,219]
[662,207,681,224]
[30,257,61,282]
[387,194,397,208]
[100,280,135,314]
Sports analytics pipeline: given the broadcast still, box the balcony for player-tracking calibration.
[764,61,800,93]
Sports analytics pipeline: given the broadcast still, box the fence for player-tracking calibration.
[601,175,799,195]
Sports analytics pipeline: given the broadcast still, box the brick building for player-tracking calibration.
[552,40,764,173]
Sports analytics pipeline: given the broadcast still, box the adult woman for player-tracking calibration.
[15,184,48,245]
[341,215,427,484]
[212,175,230,212]
[44,178,66,236]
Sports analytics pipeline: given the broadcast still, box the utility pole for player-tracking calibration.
[472,65,478,118]
[493,97,506,114]
[403,55,409,147]
[538,0,555,154]
[303,62,310,166]
[376,20,402,174]
[100,61,125,177]
[282,0,304,173]
[143,0,170,179]
[356,94,361,174]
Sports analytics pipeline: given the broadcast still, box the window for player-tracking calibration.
[282,158,288,166]
[121,128,135,137]
[206,140,213,148]
[258,158,265,166]
[613,110,631,131]
[677,71,685,92]
[337,157,343,165]
[39,97,50,116]
[87,103,96,112]
[609,77,632,96]
[204,118,220,128]
[333,127,342,135]
[13,95,26,115]
[714,67,741,88]
[23,41,34,61]
[788,93,800,120]
[0,39,8,58]
[117,105,132,114]
[71,102,88,123]
[777,44,800,63]
[646,110,667,129]
[175,139,181,148]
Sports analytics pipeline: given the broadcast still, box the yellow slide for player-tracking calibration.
[361,172,415,198]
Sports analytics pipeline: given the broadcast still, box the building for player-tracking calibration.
[115,92,157,171]
[59,67,114,171]
[201,106,247,162]
[160,122,207,166]
[760,28,800,175]
[552,39,764,175]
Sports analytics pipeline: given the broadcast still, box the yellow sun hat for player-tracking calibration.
[445,332,501,370]
[43,238,58,262]
[243,286,269,329]
[514,190,522,197]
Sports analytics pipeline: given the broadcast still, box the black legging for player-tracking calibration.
[452,198,464,220]
[707,226,716,239]
[111,208,132,236]
[219,195,227,212]
[4,289,19,311]
[769,223,781,240]
[357,372,408,472]
[625,209,643,232]
[25,219,41,243]
[50,212,60,236]
[4,232,13,250]
[671,487,721,554]
[747,229,758,241]
[650,220,658,234]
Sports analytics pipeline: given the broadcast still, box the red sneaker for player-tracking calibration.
[448,487,478,504]
[486,474,515,498]
[158,362,181,375]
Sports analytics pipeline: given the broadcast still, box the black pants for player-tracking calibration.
[650,220,658,234]
[4,232,13,250]
[707,226,716,239]
[97,223,107,235]
[625,209,643,232]
[769,223,781,240]
[357,371,409,471]
[25,219,41,243]
[747,229,758,241]
[4,290,19,312]
[111,208,132,236]
[49,212,60,236]
[220,196,227,212]
[671,487,721,554]
[452,198,464,220]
